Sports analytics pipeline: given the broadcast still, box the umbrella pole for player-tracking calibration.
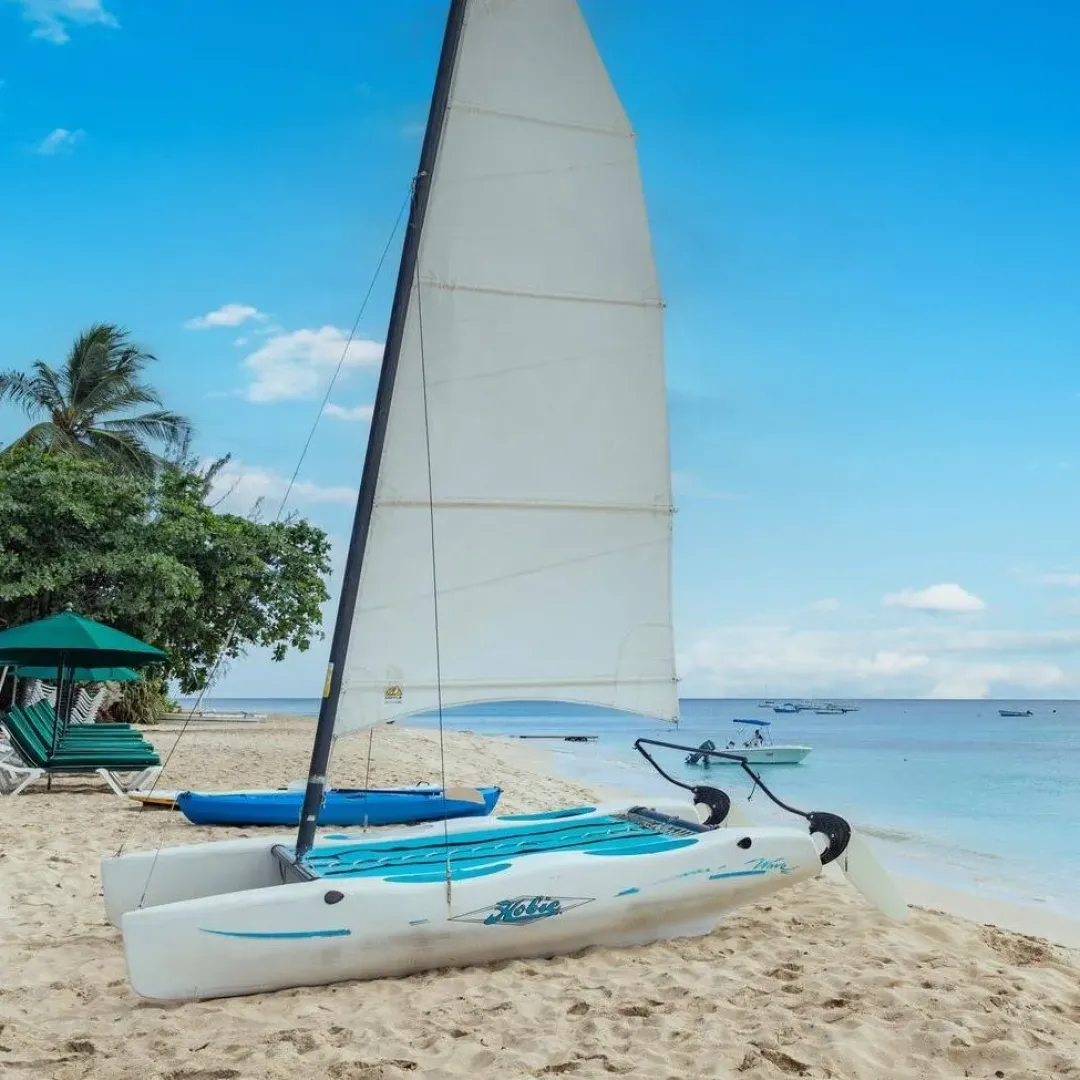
[53,654,68,756]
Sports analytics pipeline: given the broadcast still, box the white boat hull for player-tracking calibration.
[102,798,697,925]
[698,746,812,765]
[102,798,822,1000]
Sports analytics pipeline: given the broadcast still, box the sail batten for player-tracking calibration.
[417,279,664,309]
[335,0,678,735]
[377,499,670,513]
[450,102,632,137]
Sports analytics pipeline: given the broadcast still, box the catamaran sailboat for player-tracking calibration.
[101,0,905,1001]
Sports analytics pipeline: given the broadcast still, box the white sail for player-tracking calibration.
[335,0,676,735]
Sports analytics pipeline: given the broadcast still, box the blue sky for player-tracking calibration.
[3,0,1080,699]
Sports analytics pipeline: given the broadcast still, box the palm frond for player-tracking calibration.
[28,360,67,414]
[98,409,194,447]
[44,425,86,459]
[0,371,48,418]
[65,324,121,402]
[75,350,162,421]
[0,421,59,456]
[65,324,156,406]
[81,428,161,478]
[85,380,162,413]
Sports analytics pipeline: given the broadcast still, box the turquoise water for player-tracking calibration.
[181,695,1080,918]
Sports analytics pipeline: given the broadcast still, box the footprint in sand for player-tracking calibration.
[767,962,803,982]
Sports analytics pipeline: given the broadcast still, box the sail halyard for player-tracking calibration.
[293,0,472,859]
[332,0,680,738]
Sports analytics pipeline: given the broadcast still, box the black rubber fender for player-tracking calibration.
[690,785,731,827]
[807,810,852,865]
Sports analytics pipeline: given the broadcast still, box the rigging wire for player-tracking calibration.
[362,726,376,832]
[120,191,412,885]
[412,248,454,906]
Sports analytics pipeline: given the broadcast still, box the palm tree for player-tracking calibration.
[0,323,193,476]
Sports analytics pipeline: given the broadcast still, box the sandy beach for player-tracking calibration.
[1,715,1078,1080]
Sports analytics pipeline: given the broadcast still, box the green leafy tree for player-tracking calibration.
[0,323,192,476]
[0,450,331,704]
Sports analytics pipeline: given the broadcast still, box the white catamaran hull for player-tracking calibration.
[102,797,701,925]
[102,800,821,1000]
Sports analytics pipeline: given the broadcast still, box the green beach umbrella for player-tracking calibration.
[0,610,167,669]
[0,611,165,749]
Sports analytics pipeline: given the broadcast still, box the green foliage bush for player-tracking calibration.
[0,449,332,703]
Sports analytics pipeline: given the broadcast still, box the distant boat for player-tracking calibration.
[998,708,1033,718]
[773,703,800,713]
[685,719,811,766]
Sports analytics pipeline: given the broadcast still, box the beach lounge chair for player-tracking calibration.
[0,705,161,797]
[68,685,108,724]
[24,701,141,744]
[20,703,155,760]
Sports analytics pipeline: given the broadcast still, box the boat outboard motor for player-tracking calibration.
[684,739,716,767]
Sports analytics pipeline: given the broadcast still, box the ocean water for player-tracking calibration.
[180,695,1080,918]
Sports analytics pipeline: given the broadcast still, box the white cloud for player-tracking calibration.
[185,303,267,330]
[925,662,1064,700]
[882,583,985,614]
[808,597,841,613]
[242,326,383,403]
[679,623,1072,700]
[7,0,117,44]
[206,459,356,516]
[323,403,374,422]
[34,127,83,154]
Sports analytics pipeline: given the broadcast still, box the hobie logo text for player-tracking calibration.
[751,857,790,874]
[484,896,562,925]
[450,894,594,926]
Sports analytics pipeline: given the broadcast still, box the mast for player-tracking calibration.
[295,0,470,860]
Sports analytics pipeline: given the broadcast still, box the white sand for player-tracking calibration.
[1,715,1078,1079]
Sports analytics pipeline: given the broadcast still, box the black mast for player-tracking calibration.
[294,0,470,860]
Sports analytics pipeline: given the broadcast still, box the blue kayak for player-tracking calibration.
[175,786,502,827]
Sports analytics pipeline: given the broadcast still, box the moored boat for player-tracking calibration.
[686,719,812,766]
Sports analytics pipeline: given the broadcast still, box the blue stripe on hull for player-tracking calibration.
[200,928,352,940]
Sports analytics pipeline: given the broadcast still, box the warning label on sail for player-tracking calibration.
[384,685,403,703]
